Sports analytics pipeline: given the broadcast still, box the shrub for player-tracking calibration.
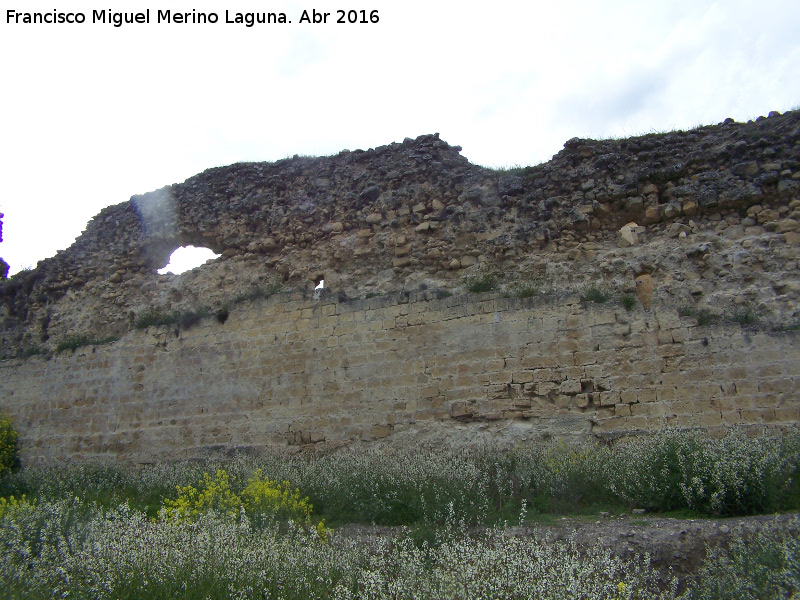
[511,277,543,299]
[0,415,20,476]
[608,428,800,515]
[686,524,800,600]
[729,307,757,325]
[0,494,34,519]
[680,306,720,326]
[581,286,611,303]
[162,469,242,521]
[134,307,178,329]
[232,283,281,305]
[161,468,329,539]
[696,309,718,326]
[55,334,118,353]
[21,345,47,358]
[621,293,637,311]
[463,269,499,293]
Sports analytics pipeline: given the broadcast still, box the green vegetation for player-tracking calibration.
[509,275,544,299]
[133,283,281,332]
[730,306,758,325]
[134,307,181,329]
[134,307,212,331]
[696,308,717,327]
[492,164,531,176]
[678,306,719,326]
[687,524,800,600]
[621,293,637,311]
[1,428,799,598]
[21,345,47,358]
[679,305,761,327]
[232,282,282,305]
[0,415,20,476]
[55,333,119,353]
[463,268,500,293]
[161,468,328,539]
[580,285,611,304]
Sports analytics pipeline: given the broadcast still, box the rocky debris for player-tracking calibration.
[618,222,646,247]
[2,111,800,358]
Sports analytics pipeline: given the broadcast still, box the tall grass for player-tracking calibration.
[3,428,799,524]
[2,428,800,599]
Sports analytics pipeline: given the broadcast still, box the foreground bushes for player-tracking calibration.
[1,428,800,599]
[0,498,682,600]
[609,428,800,515]
[0,496,797,599]
[2,428,799,525]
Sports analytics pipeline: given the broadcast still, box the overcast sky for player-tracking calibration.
[1,0,799,275]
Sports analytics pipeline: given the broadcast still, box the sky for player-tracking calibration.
[1,0,799,275]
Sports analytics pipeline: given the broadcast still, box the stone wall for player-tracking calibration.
[2,291,797,463]
[2,110,799,462]
[2,110,800,359]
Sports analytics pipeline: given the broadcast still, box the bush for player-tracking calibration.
[511,277,543,299]
[161,468,329,539]
[580,286,611,303]
[621,293,637,311]
[608,428,800,515]
[464,270,499,293]
[729,307,757,325]
[134,307,210,331]
[0,494,34,519]
[696,309,718,326]
[134,307,178,329]
[232,283,282,305]
[0,415,20,476]
[55,334,118,353]
[687,524,800,600]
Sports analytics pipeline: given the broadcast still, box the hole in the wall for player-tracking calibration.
[157,246,220,275]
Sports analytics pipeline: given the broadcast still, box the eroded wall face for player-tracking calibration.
[2,293,798,462]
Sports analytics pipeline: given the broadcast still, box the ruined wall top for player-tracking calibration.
[2,112,800,358]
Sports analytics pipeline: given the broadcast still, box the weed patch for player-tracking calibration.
[678,306,719,326]
[134,307,179,329]
[581,286,611,303]
[729,306,757,325]
[621,293,637,311]
[463,268,500,293]
[55,334,118,353]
